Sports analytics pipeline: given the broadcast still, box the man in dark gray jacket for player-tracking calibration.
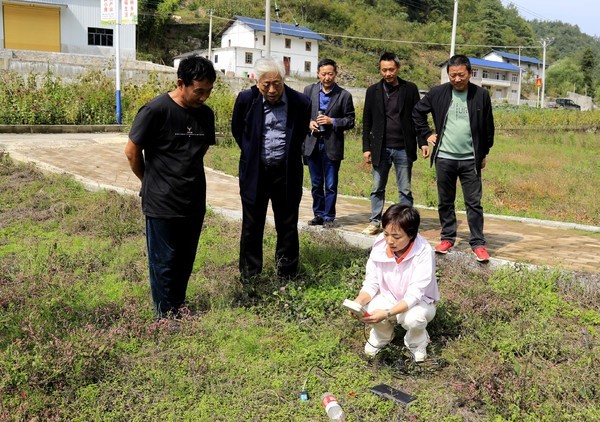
[303,58,355,228]
[413,54,494,262]
[362,52,428,235]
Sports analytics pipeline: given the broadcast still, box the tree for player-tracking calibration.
[546,58,585,97]
[396,0,452,23]
[580,48,597,98]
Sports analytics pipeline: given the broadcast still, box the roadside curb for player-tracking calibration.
[0,125,126,134]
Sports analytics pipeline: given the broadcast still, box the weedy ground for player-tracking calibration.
[0,154,598,421]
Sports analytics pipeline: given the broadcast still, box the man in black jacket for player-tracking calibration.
[362,52,428,235]
[303,58,355,229]
[413,55,494,262]
[231,57,311,282]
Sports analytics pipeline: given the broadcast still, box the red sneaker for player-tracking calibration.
[473,247,490,262]
[434,240,453,254]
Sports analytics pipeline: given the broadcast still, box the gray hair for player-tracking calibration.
[254,57,286,82]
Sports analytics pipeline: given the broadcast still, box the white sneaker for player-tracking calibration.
[413,345,427,363]
[362,223,382,235]
[365,342,382,357]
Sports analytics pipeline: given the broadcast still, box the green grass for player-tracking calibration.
[206,130,600,226]
[0,153,598,420]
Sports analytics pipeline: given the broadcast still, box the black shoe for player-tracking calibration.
[308,216,324,226]
[323,220,335,229]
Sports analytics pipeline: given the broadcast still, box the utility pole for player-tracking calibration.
[517,46,522,106]
[265,0,271,57]
[208,9,213,60]
[450,0,458,57]
[539,38,553,108]
[115,0,121,124]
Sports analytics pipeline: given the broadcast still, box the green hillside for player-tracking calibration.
[136,0,599,99]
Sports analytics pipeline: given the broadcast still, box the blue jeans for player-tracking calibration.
[435,158,485,248]
[370,147,413,224]
[307,141,341,221]
[146,215,204,319]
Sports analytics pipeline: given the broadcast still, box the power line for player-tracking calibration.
[198,13,542,51]
[501,0,550,21]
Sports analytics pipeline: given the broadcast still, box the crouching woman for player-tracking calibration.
[352,204,440,362]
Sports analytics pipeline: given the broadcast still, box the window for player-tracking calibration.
[245,52,253,64]
[472,68,478,78]
[88,27,113,47]
[214,55,218,64]
[482,70,489,79]
[496,72,501,80]
[285,38,291,48]
[305,41,312,51]
[511,73,518,82]
[304,61,311,72]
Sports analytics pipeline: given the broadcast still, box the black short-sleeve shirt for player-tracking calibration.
[129,92,216,218]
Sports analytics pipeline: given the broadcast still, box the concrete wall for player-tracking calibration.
[0,49,175,84]
[568,92,594,111]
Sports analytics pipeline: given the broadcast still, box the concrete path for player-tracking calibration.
[1,132,598,274]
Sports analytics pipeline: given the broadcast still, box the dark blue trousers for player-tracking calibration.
[146,215,204,318]
[307,140,341,222]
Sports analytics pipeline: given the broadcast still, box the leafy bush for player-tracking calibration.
[0,70,233,128]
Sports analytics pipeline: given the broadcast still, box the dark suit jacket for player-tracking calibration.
[231,85,311,205]
[302,83,355,161]
[362,77,425,166]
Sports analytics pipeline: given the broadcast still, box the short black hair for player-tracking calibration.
[317,58,337,72]
[177,56,217,86]
[381,204,420,240]
[447,54,472,73]
[379,52,400,67]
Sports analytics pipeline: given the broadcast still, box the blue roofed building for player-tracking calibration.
[175,15,325,78]
[484,49,544,78]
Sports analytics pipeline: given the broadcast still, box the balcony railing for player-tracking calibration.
[481,77,512,87]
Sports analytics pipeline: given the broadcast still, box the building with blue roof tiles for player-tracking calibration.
[175,15,325,79]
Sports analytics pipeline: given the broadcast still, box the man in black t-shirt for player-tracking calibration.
[125,56,216,319]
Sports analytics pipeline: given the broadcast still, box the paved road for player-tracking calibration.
[1,132,598,273]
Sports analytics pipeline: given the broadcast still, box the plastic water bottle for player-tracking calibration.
[321,392,345,421]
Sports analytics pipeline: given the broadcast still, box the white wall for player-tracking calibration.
[0,0,136,59]
[221,21,254,49]
[219,21,320,78]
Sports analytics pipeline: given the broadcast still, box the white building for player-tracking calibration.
[0,0,136,59]
[484,49,544,80]
[176,15,325,78]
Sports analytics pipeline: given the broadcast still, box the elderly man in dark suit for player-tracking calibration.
[303,58,355,229]
[362,52,429,235]
[231,57,311,283]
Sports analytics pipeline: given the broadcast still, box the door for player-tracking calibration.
[3,2,60,52]
[283,56,290,76]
